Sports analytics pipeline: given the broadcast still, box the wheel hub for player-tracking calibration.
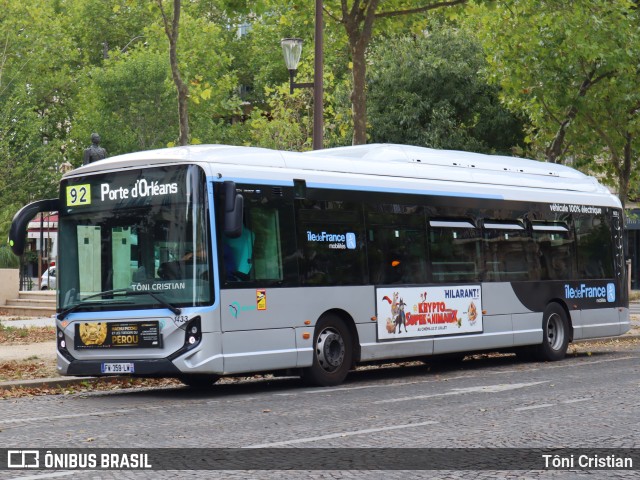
[316,328,345,372]
[546,313,564,350]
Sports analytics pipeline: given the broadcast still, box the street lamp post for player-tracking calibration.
[280,0,323,150]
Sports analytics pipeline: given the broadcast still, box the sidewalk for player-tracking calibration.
[1,311,639,391]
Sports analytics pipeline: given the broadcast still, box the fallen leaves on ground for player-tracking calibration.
[1,377,182,399]
[0,359,57,381]
[0,325,55,344]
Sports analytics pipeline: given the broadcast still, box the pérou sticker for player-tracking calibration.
[377,285,483,340]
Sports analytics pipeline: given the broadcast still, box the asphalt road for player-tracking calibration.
[1,341,639,479]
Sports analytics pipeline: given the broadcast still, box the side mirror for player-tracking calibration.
[223,181,243,238]
[8,198,60,256]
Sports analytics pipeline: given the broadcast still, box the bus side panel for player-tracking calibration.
[482,283,533,315]
[577,307,626,339]
[359,337,434,361]
[221,329,298,374]
[433,314,513,355]
[620,308,630,335]
[220,287,375,332]
[512,312,544,346]
[570,310,583,340]
[219,286,374,372]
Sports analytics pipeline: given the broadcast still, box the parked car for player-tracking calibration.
[40,266,56,290]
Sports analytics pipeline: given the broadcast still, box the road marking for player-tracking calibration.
[0,409,137,425]
[245,420,439,448]
[514,403,554,411]
[271,375,474,398]
[561,397,591,404]
[513,397,592,412]
[274,355,636,400]
[545,355,636,369]
[5,472,77,480]
[375,381,548,404]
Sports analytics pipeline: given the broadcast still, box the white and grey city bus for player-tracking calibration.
[9,144,629,387]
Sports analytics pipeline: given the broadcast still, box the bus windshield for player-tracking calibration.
[57,165,212,312]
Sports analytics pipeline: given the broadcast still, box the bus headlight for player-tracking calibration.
[57,327,74,362]
[184,316,202,349]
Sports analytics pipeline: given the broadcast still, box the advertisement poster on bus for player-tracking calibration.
[376,286,483,340]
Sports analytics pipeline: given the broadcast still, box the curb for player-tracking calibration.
[1,334,638,391]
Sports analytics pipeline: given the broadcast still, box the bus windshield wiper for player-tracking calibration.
[57,288,181,320]
[124,289,182,315]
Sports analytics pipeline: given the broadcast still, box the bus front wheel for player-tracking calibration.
[302,314,353,387]
[534,303,569,361]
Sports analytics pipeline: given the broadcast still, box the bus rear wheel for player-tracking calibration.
[178,374,220,389]
[533,303,569,361]
[302,314,353,387]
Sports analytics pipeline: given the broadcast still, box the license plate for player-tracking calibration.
[101,362,134,374]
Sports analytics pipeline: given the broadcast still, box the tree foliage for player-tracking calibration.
[468,0,640,205]
[317,0,469,145]
[368,27,523,153]
[71,50,176,156]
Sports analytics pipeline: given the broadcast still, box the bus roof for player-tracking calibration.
[66,143,619,207]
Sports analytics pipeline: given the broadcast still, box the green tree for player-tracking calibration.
[71,49,176,156]
[368,28,523,153]
[64,0,151,66]
[468,0,640,206]
[0,0,79,238]
[326,0,468,145]
[69,1,239,154]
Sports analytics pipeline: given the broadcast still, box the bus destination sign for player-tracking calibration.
[62,166,191,210]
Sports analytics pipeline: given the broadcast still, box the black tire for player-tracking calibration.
[533,303,570,361]
[178,374,219,389]
[302,314,353,387]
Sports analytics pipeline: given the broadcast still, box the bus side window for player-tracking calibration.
[532,223,573,280]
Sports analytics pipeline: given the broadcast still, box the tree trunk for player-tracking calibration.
[618,133,633,209]
[351,43,367,145]
[159,0,189,146]
[545,108,576,164]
